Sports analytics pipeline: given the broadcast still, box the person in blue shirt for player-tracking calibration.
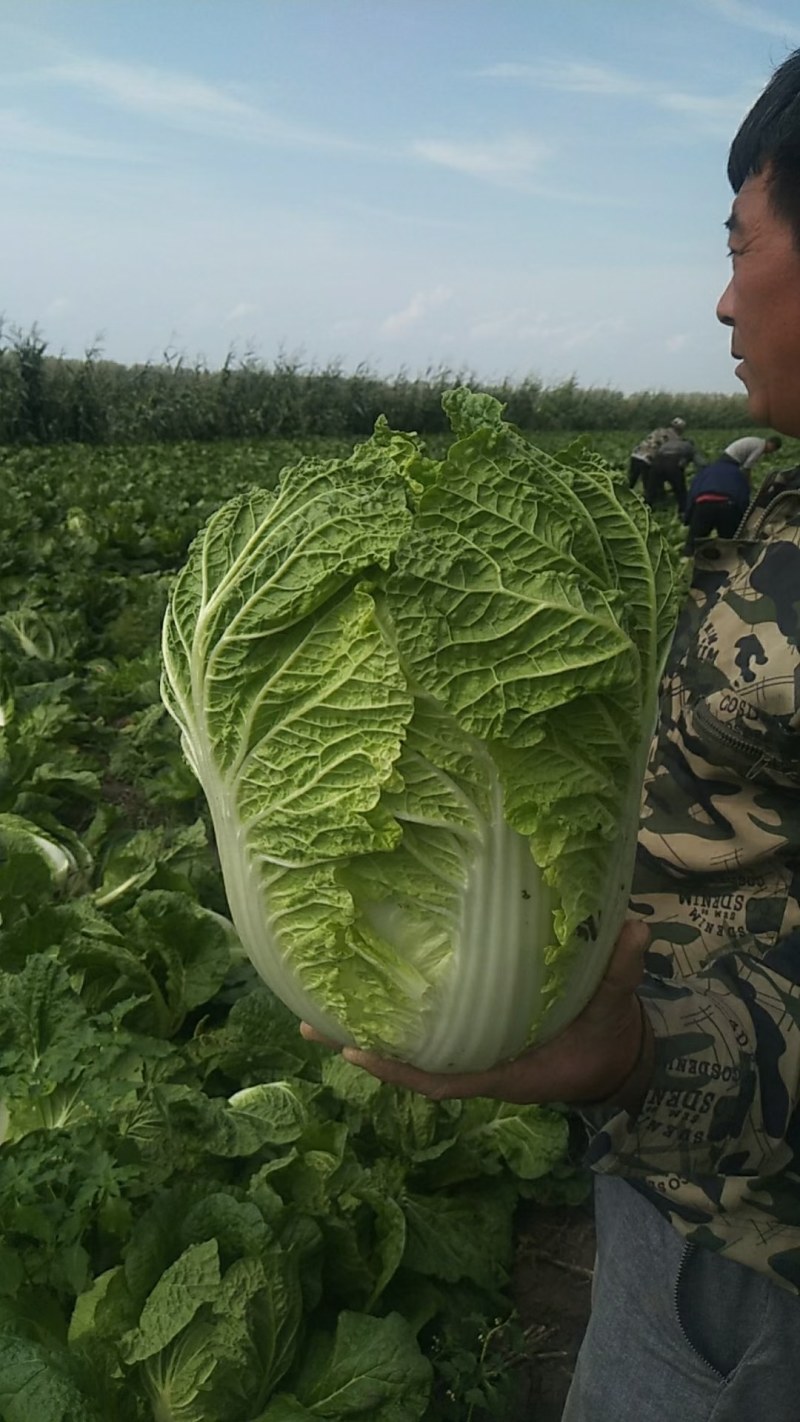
[683,455,752,551]
[684,434,784,551]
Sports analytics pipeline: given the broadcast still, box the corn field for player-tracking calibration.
[0,322,757,446]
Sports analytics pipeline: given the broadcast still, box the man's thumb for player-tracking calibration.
[604,918,650,992]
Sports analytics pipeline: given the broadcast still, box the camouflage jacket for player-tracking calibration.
[633,426,674,462]
[585,468,800,1293]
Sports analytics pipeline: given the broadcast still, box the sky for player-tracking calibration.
[4,0,800,395]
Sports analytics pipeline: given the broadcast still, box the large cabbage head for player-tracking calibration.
[161,391,679,1071]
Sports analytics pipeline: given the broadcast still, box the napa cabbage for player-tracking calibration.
[0,812,78,888]
[161,391,679,1071]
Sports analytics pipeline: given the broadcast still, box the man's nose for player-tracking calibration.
[716,277,734,327]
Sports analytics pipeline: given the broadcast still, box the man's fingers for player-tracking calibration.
[299,1022,341,1048]
[298,1023,480,1096]
[301,920,650,1100]
[342,1047,494,1100]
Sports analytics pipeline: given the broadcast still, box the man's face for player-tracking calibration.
[717,169,800,437]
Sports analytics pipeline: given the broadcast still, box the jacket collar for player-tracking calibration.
[741,467,800,538]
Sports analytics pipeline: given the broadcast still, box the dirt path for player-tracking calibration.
[510,1201,595,1419]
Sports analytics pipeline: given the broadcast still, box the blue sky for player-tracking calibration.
[4,0,800,394]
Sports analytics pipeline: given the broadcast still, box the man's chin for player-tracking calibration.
[742,382,767,423]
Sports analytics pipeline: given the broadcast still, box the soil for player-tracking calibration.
[509,1200,596,1420]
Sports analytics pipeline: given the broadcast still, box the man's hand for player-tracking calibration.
[301,920,654,1111]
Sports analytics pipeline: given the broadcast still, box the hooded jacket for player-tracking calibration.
[585,468,800,1293]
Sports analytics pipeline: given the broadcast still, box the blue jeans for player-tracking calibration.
[562,1175,800,1420]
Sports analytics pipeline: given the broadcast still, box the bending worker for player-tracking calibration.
[684,435,780,551]
[723,432,782,471]
[628,417,688,489]
[644,429,704,514]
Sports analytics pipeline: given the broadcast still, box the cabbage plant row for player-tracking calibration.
[0,437,586,1422]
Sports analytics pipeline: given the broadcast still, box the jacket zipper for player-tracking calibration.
[673,1243,728,1380]
[693,702,781,780]
[735,486,800,539]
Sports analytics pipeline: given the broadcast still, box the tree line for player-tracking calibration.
[0,323,753,446]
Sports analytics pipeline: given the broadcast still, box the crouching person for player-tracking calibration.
[645,433,704,516]
[683,455,750,552]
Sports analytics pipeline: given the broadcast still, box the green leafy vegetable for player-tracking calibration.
[162,390,680,1070]
[0,426,597,1421]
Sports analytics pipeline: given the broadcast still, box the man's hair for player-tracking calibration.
[767,435,783,449]
[728,49,800,248]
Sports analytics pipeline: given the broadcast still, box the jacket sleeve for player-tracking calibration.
[583,929,800,1180]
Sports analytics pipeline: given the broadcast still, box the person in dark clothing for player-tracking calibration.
[644,434,704,514]
[628,417,687,489]
[683,455,751,552]
[683,493,741,547]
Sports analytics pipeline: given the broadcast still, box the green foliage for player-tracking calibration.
[161,392,682,1072]
[0,432,590,1420]
[0,320,767,445]
[428,1308,533,1420]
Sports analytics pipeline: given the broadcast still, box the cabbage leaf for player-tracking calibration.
[162,391,680,1070]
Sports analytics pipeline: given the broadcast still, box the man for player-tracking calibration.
[683,433,783,551]
[682,452,751,551]
[628,416,687,490]
[643,429,704,514]
[303,49,800,1420]
[723,431,782,470]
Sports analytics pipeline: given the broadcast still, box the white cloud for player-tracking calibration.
[467,308,629,353]
[48,57,256,122]
[703,0,800,43]
[411,134,551,186]
[478,60,644,97]
[478,57,758,138]
[0,106,148,160]
[656,89,759,136]
[381,286,453,336]
[39,54,367,154]
[666,333,690,353]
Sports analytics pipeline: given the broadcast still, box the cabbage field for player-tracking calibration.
[0,429,766,1420]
